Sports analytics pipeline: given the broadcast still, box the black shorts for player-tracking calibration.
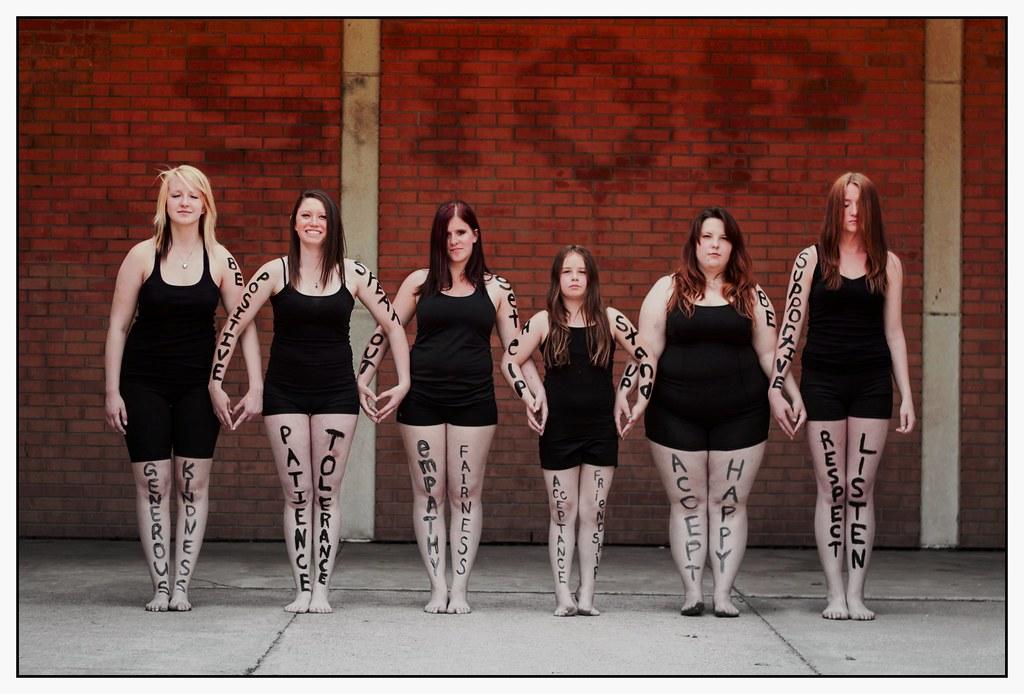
[800,367,893,421]
[261,380,359,417]
[120,379,220,463]
[396,391,498,427]
[539,436,618,471]
[645,402,769,453]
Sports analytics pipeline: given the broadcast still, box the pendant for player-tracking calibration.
[182,262,189,269]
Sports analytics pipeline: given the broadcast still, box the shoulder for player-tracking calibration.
[484,272,513,288]
[645,274,675,300]
[885,251,903,278]
[208,242,232,262]
[257,257,286,279]
[125,238,155,261]
[345,257,370,275]
[405,268,429,285]
[605,305,629,323]
[799,245,818,262]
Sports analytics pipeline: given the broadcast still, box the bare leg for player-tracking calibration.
[844,417,889,620]
[543,467,580,616]
[307,414,358,614]
[400,424,450,613]
[649,440,709,615]
[576,464,615,617]
[265,414,315,613]
[169,456,213,611]
[806,421,849,620]
[707,442,765,617]
[132,459,173,611]
[445,424,496,614]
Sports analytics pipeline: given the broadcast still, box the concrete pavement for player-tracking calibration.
[17,540,1005,675]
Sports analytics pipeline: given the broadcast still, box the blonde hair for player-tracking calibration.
[152,165,218,257]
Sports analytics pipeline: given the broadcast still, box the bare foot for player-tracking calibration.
[168,590,192,612]
[284,591,312,613]
[821,593,849,620]
[446,590,472,614]
[713,593,739,618]
[553,603,578,617]
[846,596,875,621]
[424,586,448,614]
[145,591,170,612]
[575,587,600,616]
[308,587,333,614]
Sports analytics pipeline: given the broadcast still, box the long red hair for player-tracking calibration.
[818,172,888,294]
[671,207,755,318]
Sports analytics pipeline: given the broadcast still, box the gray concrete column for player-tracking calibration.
[921,19,962,547]
[339,19,381,540]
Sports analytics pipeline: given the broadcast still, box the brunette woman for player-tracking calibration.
[502,245,652,617]
[358,200,544,614]
[638,207,800,617]
[209,189,410,613]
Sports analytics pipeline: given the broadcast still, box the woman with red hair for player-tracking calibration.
[769,173,915,620]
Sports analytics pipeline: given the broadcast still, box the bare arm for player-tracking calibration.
[348,260,412,422]
[211,245,264,428]
[500,311,549,434]
[103,242,150,434]
[490,273,547,432]
[607,306,655,438]
[356,268,423,389]
[752,284,804,436]
[883,252,915,433]
[767,247,815,437]
[208,259,282,428]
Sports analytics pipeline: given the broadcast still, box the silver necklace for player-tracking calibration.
[175,240,201,269]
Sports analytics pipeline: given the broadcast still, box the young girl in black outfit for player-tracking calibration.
[105,165,263,611]
[638,207,800,617]
[209,190,410,614]
[359,200,544,614]
[502,245,653,617]
[769,173,915,621]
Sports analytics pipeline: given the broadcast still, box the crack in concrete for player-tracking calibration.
[245,613,298,676]
[740,590,821,675]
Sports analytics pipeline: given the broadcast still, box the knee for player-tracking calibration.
[550,497,578,525]
[136,474,172,501]
[846,477,875,504]
[283,483,314,510]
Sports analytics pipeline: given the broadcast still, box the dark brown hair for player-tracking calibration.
[418,200,489,297]
[287,190,345,290]
[671,207,755,318]
[543,245,613,369]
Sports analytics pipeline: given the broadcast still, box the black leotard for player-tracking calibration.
[539,326,618,470]
[397,281,498,427]
[120,246,220,461]
[262,258,359,416]
[644,303,769,452]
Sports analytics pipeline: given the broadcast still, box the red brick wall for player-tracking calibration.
[959,19,1006,548]
[19,19,1004,549]
[18,18,344,539]
[375,18,926,546]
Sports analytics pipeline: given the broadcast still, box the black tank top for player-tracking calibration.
[656,304,763,385]
[121,246,219,385]
[542,326,616,441]
[802,252,891,373]
[409,281,496,406]
[265,259,356,392]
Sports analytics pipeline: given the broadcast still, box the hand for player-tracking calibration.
[105,392,127,434]
[357,381,379,420]
[896,398,916,434]
[769,388,799,439]
[209,383,234,429]
[230,388,262,430]
[614,394,633,438]
[523,393,544,435]
[532,388,548,435]
[790,391,807,434]
[373,382,409,423]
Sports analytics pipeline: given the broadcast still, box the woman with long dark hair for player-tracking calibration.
[358,200,544,614]
[502,245,652,616]
[638,207,799,617]
[769,173,914,620]
[209,189,410,613]
[105,165,263,611]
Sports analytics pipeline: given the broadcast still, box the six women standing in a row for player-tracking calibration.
[104,167,914,620]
